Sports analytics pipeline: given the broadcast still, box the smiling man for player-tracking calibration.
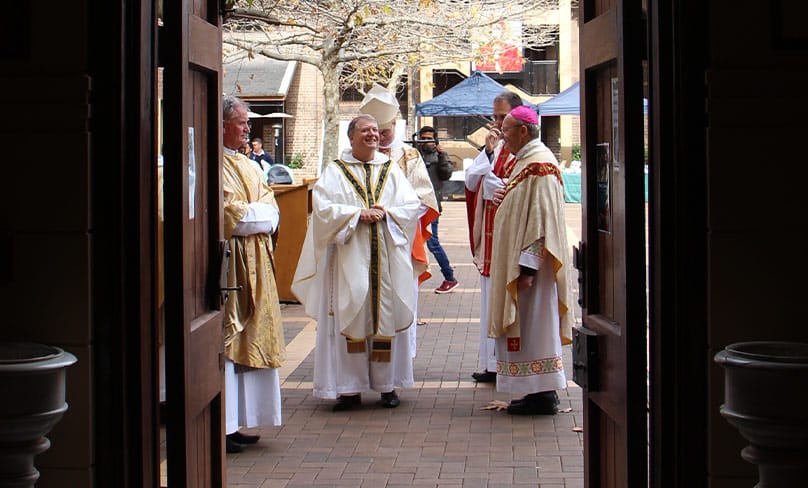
[359,85,440,361]
[292,114,421,412]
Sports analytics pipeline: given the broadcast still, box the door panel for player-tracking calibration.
[189,313,225,411]
[162,0,225,485]
[578,0,647,486]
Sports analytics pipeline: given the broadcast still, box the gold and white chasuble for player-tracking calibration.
[222,151,287,369]
[292,150,421,353]
[486,140,576,394]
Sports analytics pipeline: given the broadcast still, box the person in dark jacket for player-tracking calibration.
[249,137,274,168]
[416,126,459,294]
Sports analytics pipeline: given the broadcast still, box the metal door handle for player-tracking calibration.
[573,241,585,308]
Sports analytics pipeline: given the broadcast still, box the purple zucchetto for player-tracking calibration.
[509,105,538,125]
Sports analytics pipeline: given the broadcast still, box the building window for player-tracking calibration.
[432,70,465,95]
[485,26,560,96]
[341,86,365,103]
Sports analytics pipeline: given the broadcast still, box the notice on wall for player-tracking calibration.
[188,127,196,220]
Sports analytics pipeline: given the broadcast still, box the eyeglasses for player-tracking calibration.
[501,123,522,133]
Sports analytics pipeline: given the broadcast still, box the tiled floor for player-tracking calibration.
[226,201,584,487]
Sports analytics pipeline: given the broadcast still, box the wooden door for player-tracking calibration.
[576,0,648,486]
[161,0,226,485]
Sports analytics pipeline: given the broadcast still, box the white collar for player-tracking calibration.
[340,147,389,164]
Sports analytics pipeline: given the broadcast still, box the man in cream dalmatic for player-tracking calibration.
[221,95,286,452]
[487,106,576,415]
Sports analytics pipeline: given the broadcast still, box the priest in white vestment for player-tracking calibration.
[487,106,576,415]
[359,84,440,360]
[292,114,421,411]
[221,96,286,452]
[464,91,524,384]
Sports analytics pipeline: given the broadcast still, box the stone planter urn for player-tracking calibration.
[0,342,77,487]
[714,341,808,488]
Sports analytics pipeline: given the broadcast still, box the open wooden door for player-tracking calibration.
[575,0,648,486]
[161,0,226,485]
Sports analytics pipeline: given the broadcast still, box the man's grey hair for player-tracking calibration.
[347,114,377,138]
[509,120,541,139]
[223,95,249,121]
[509,119,541,140]
[494,91,523,110]
[524,122,541,139]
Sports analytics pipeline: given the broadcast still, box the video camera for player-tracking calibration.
[409,132,439,146]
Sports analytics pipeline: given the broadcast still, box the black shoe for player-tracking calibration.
[333,394,361,411]
[507,401,558,415]
[526,391,559,408]
[471,371,497,383]
[379,391,400,408]
[226,436,243,453]
[508,397,526,406]
[227,431,260,445]
[507,391,559,415]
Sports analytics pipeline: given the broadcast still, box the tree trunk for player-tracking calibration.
[320,64,341,171]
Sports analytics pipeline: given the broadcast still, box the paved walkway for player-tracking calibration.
[226,202,584,487]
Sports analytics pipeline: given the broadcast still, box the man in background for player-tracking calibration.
[415,126,459,294]
[250,137,275,167]
[248,137,274,183]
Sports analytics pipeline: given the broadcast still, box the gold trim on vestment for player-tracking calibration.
[332,159,394,337]
[370,337,392,362]
[346,338,366,353]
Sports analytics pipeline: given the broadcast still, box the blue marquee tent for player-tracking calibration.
[416,71,537,116]
[538,81,647,116]
[538,82,580,116]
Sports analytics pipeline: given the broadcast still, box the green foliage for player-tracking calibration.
[572,144,581,161]
[286,152,304,169]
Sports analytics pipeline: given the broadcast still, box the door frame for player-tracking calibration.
[577,0,648,485]
[647,0,709,485]
[87,0,161,485]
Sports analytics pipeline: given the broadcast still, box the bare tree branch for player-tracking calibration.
[223,0,560,168]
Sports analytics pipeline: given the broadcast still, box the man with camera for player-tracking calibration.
[415,126,459,294]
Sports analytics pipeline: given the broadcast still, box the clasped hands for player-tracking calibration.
[359,204,386,223]
[491,185,507,206]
